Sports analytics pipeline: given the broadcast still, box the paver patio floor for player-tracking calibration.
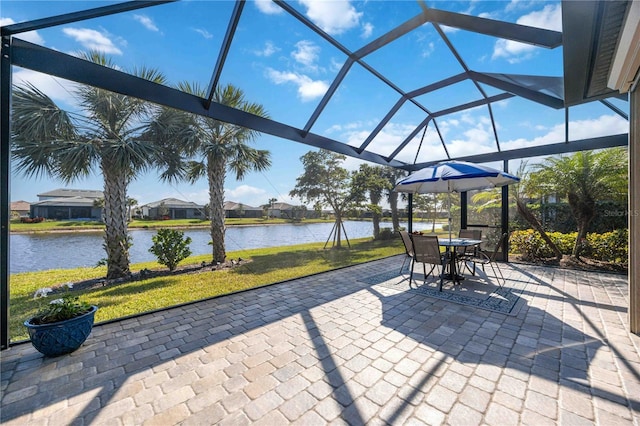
[1,256,639,425]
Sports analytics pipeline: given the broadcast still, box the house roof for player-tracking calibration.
[270,202,296,210]
[9,201,30,211]
[143,198,204,209]
[31,196,99,207]
[36,188,103,199]
[223,201,262,211]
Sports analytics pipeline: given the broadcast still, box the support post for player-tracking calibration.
[408,193,413,233]
[501,160,510,262]
[1,35,12,349]
[460,191,468,230]
[630,88,639,335]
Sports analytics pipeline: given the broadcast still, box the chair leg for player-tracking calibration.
[495,262,506,287]
[426,264,436,279]
[489,262,505,287]
[438,263,444,291]
[409,259,415,287]
[400,256,408,274]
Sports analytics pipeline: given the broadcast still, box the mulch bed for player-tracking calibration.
[51,258,252,294]
[511,254,628,275]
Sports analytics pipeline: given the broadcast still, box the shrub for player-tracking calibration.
[585,229,628,264]
[510,229,628,264]
[376,228,394,240]
[149,229,192,271]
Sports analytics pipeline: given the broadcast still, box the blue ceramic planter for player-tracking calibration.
[24,305,98,357]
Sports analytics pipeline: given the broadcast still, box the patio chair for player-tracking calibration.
[458,233,508,287]
[409,234,447,291]
[457,229,482,275]
[398,231,414,273]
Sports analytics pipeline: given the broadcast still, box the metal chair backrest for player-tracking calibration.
[458,229,482,254]
[410,234,442,265]
[399,231,414,257]
[459,229,482,240]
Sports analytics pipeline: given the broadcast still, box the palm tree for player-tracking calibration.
[11,51,175,279]
[527,148,628,257]
[147,83,271,263]
[471,161,563,259]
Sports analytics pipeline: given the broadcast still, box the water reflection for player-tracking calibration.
[10,221,440,273]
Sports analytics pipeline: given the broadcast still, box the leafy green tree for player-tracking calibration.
[526,148,628,257]
[157,202,169,219]
[351,164,392,239]
[11,52,176,279]
[290,150,354,248]
[149,228,192,271]
[146,83,271,263]
[267,197,277,218]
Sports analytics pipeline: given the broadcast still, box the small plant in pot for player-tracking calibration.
[24,284,98,357]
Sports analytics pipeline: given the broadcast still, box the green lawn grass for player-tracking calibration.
[9,237,403,341]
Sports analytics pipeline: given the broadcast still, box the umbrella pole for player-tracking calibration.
[448,184,452,241]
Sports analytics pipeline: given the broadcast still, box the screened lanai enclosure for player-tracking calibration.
[1,0,639,348]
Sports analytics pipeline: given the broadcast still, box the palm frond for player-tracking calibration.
[185,161,207,183]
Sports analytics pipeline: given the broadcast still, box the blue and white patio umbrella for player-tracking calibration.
[394,161,520,239]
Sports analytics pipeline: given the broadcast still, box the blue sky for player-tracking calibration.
[2,0,629,208]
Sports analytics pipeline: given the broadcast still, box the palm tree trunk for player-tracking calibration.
[102,161,131,279]
[516,198,562,260]
[208,154,227,263]
[568,192,595,258]
[389,192,400,231]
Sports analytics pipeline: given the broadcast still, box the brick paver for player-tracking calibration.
[1,257,639,425]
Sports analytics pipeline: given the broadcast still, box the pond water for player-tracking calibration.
[10,221,441,273]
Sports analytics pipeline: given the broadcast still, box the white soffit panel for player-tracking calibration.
[609,0,640,93]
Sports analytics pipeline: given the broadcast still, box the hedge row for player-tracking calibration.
[510,229,628,264]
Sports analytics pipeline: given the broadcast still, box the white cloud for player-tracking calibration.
[292,40,320,68]
[492,4,561,63]
[254,41,278,57]
[1,17,44,44]
[298,0,362,35]
[225,185,267,204]
[12,68,77,106]
[266,68,328,101]
[255,0,283,15]
[518,4,562,30]
[421,41,435,58]
[62,27,123,55]
[133,14,159,32]
[361,22,374,38]
[501,114,629,151]
[193,28,213,39]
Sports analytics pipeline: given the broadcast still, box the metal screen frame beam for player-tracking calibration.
[0,1,173,36]
[469,71,565,109]
[407,133,629,171]
[10,39,407,169]
[206,0,245,109]
[421,7,562,48]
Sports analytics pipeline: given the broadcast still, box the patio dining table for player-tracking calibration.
[439,237,482,284]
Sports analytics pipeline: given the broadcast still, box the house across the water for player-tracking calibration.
[223,201,263,219]
[30,189,103,220]
[140,198,205,220]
